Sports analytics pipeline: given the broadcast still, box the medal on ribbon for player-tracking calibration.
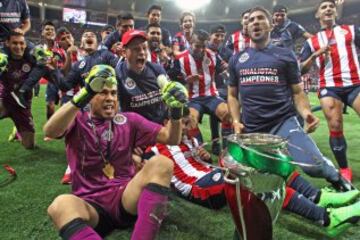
[103,162,115,179]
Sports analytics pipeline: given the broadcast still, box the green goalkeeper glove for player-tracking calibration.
[0,52,8,73]
[31,45,53,65]
[157,75,188,120]
[72,64,117,108]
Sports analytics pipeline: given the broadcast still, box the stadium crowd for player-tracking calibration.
[1,0,360,239]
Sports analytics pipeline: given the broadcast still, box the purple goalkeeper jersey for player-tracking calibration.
[65,111,162,201]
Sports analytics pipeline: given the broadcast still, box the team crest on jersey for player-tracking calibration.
[212,172,222,182]
[79,61,86,69]
[239,52,250,63]
[22,64,31,73]
[204,58,211,66]
[113,114,127,125]
[125,77,136,90]
[320,89,328,96]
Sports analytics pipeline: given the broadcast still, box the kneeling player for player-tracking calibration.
[0,32,36,149]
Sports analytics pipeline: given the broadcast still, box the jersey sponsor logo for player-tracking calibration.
[101,129,113,141]
[238,52,250,63]
[113,113,127,125]
[22,64,31,73]
[320,89,328,96]
[125,77,136,90]
[340,29,348,35]
[79,61,86,69]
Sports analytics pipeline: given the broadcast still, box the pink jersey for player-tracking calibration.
[227,30,251,54]
[65,111,161,201]
[304,25,360,88]
[177,49,219,99]
[148,136,213,196]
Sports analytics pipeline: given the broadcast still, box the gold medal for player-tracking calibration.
[103,163,115,179]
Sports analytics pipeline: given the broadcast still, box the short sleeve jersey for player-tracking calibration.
[65,111,162,200]
[0,0,30,41]
[228,44,300,133]
[116,61,168,124]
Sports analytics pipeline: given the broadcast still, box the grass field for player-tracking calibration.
[0,88,360,240]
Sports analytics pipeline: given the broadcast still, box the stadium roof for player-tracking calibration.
[28,0,360,22]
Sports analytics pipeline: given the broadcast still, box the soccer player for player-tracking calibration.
[170,30,232,147]
[103,12,134,54]
[0,31,36,149]
[99,24,115,50]
[54,29,119,93]
[145,4,172,47]
[146,23,172,70]
[271,5,313,51]
[0,0,31,47]
[115,29,171,125]
[172,11,196,56]
[227,6,352,192]
[45,64,188,240]
[226,9,251,55]
[300,0,360,182]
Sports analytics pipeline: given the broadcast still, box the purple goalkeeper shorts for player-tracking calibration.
[83,181,137,236]
[4,96,34,133]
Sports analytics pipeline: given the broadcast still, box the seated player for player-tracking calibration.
[45,64,188,240]
[141,113,360,237]
[0,32,36,149]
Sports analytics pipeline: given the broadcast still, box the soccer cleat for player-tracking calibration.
[61,173,71,185]
[326,201,360,237]
[317,188,360,208]
[340,168,353,182]
[331,174,356,192]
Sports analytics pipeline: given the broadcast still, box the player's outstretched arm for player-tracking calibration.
[228,86,244,134]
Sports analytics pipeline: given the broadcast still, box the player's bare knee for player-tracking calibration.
[146,155,174,178]
[47,194,72,219]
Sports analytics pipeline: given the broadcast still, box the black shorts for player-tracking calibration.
[87,201,137,237]
[318,85,360,106]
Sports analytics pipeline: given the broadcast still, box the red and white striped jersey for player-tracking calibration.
[176,49,219,99]
[226,30,251,54]
[147,49,160,65]
[148,137,213,197]
[303,25,360,88]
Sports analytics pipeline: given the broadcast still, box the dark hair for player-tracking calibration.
[56,27,71,37]
[241,8,251,18]
[147,4,162,15]
[7,31,24,41]
[41,20,55,31]
[272,5,287,14]
[146,22,161,32]
[317,0,336,10]
[180,11,196,25]
[209,24,226,34]
[191,29,209,43]
[249,6,272,23]
[117,12,134,24]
